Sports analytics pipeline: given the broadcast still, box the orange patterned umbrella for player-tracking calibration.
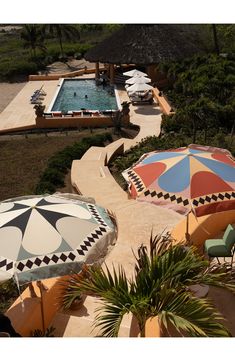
[122,144,235,218]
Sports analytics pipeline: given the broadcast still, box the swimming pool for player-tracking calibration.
[48,78,120,113]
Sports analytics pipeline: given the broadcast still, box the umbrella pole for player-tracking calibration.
[37,281,46,335]
[185,213,191,244]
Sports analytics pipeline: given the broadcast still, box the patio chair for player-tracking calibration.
[204,224,235,266]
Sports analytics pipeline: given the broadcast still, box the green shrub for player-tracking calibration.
[0,279,26,313]
[41,168,65,187]
[110,132,235,188]
[45,42,92,60]
[0,59,39,80]
[35,132,112,194]
[35,181,57,194]
[161,54,235,140]
[161,114,182,133]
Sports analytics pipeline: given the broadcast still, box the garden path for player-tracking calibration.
[51,88,183,336]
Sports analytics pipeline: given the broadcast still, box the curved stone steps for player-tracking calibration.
[64,90,183,336]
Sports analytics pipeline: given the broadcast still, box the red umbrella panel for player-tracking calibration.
[122,145,235,217]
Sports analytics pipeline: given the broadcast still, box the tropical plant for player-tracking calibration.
[20,25,46,58]
[42,24,80,58]
[174,98,220,143]
[212,25,235,53]
[111,102,131,134]
[111,111,122,134]
[30,326,55,337]
[0,279,27,313]
[58,265,92,310]
[59,277,83,310]
[34,104,45,117]
[212,24,220,55]
[160,54,235,141]
[61,233,235,337]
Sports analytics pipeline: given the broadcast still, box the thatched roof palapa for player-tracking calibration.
[85,24,202,65]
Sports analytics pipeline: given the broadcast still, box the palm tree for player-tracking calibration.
[21,24,46,58]
[212,24,220,55]
[43,24,80,58]
[61,233,235,337]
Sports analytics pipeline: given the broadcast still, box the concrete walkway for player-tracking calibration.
[0,80,57,133]
[51,89,183,337]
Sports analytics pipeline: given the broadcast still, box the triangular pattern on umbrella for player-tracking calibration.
[122,144,235,217]
[0,194,116,284]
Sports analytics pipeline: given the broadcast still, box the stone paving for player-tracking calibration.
[51,87,183,337]
[0,80,57,132]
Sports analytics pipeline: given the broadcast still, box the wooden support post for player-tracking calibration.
[95,62,100,79]
[110,64,115,84]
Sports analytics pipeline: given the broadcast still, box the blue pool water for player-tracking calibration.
[51,79,118,112]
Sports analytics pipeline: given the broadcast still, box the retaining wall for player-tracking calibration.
[36,115,113,129]
[28,66,105,81]
[152,87,175,116]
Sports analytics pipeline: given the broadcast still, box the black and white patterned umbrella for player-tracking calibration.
[0,194,116,285]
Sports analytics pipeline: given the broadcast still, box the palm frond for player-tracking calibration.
[157,289,230,337]
[94,303,127,337]
[76,264,130,301]
[59,232,234,337]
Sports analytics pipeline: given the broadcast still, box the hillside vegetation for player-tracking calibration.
[0,24,235,82]
[0,24,121,81]
[160,53,235,143]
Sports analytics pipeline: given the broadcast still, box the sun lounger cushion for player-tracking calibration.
[52,112,62,117]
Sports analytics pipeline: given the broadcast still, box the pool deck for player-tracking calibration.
[0,74,95,133]
[0,80,57,132]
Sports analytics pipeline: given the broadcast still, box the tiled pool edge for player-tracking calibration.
[47,78,64,112]
[47,77,121,114]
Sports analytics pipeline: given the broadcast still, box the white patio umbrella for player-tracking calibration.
[125,76,151,85]
[127,82,153,93]
[0,193,116,332]
[123,69,148,77]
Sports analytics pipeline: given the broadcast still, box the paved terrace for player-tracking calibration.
[0,80,57,132]
[1,76,182,336]
[51,89,183,337]
[4,76,235,337]
[0,74,94,133]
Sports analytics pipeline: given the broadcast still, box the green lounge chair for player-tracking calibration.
[204,224,235,265]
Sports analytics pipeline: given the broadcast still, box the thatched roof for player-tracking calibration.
[85,24,202,65]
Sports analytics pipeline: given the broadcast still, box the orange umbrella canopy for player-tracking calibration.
[122,144,235,217]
